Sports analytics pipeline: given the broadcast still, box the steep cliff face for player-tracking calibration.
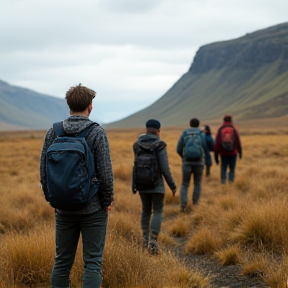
[106,22,288,129]
[190,23,288,74]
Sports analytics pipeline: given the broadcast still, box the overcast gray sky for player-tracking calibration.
[1,0,287,124]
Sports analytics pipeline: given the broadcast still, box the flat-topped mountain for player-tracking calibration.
[106,22,288,129]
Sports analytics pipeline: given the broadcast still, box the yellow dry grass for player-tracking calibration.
[0,127,288,287]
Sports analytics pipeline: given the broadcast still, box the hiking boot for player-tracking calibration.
[181,205,187,213]
[142,233,149,251]
[148,234,159,255]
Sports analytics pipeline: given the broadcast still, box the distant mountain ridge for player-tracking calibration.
[1,23,288,131]
[0,80,69,130]
[106,22,288,129]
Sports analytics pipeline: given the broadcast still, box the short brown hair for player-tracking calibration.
[65,83,96,112]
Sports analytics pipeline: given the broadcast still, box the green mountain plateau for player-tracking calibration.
[1,22,288,131]
[106,22,288,129]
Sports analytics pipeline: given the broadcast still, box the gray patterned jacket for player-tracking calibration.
[40,115,114,214]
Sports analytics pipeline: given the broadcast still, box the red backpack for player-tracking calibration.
[220,126,235,152]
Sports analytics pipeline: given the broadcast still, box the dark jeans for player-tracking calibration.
[139,193,164,236]
[50,209,108,288]
[205,165,211,177]
[220,154,237,184]
[180,163,204,207]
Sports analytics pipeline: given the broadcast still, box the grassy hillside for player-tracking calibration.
[106,23,288,129]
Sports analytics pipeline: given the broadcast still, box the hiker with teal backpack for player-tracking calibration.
[132,119,177,255]
[40,84,113,288]
[177,118,209,212]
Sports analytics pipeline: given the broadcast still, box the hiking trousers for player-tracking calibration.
[180,163,204,207]
[50,209,108,288]
[139,193,164,236]
[220,154,237,184]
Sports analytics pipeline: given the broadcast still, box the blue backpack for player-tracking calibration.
[183,131,203,161]
[45,122,100,211]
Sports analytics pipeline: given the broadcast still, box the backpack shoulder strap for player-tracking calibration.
[53,121,65,137]
[153,140,166,152]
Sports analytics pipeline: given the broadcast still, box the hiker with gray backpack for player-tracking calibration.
[40,84,113,288]
[177,118,209,212]
[132,119,176,255]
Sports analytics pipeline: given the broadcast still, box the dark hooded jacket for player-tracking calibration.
[132,134,176,194]
[40,115,114,214]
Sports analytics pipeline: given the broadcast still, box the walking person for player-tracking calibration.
[177,118,209,212]
[40,84,113,288]
[202,125,214,177]
[132,119,176,255]
[214,114,242,184]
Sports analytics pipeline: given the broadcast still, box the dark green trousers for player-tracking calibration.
[139,193,164,236]
[50,209,108,288]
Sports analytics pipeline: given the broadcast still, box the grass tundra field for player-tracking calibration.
[0,126,288,288]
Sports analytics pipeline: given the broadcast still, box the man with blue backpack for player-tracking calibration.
[40,84,113,288]
[177,118,209,212]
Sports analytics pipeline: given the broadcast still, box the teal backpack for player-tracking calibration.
[183,131,203,161]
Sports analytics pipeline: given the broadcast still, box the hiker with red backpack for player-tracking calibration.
[132,119,177,255]
[214,114,242,184]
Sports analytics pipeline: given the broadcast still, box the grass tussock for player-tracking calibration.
[230,199,288,252]
[242,255,267,277]
[0,224,54,287]
[218,195,237,211]
[103,234,210,288]
[215,245,241,266]
[262,257,288,288]
[185,228,222,255]
[169,215,191,238]
[163,204,181,218]
[108,212,142,245]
